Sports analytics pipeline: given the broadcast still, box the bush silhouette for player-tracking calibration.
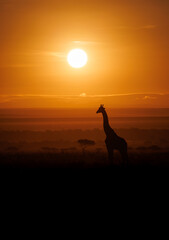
[148,145,161,151]
[77,139,95,153]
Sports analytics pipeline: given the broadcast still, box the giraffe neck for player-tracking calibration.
[102,110,111,135]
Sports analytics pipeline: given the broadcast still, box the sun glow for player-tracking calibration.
[67,49,88,68]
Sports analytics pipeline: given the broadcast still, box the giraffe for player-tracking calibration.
[96,104,128,166]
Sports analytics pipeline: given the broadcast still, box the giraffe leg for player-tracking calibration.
[108,147,114,162]
[119,140,128,166]
[120,150,128,167]
[105,139,114,164]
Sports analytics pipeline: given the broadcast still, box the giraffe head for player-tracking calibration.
[96,104,105,114]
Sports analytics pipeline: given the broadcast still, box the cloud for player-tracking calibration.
[41,51,66,59]
[141,25,157,29]
[0,93,168,102]
[0,64,41,68]
[72,41,102,45]
[19,50,66,59]
[0,93,168,108]
[0,50,66,68]
[79,93,164,98]
[80,93,87,97]
[143,95,157,100]
[112,25,157,30]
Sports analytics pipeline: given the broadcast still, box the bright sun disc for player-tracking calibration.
[67,49,88,68]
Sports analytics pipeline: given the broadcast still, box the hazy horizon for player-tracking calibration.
[0,107,168,131]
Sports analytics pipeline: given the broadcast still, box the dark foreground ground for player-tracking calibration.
[1,151,169,194]
[0,150,169,177]
[0,150,169,168]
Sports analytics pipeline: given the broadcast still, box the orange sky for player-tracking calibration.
[0,0,169,108]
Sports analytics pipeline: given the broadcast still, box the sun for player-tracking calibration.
[67,49,88,68]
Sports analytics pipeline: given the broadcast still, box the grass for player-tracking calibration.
[0,150,169,169]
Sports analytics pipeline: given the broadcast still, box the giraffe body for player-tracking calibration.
[96,105,128,166]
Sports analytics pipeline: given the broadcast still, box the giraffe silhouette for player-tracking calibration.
[96,104,128,166]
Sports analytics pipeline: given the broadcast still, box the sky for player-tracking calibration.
[0,0,169,108]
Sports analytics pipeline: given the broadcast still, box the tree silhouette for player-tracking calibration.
[77,139,95,153]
